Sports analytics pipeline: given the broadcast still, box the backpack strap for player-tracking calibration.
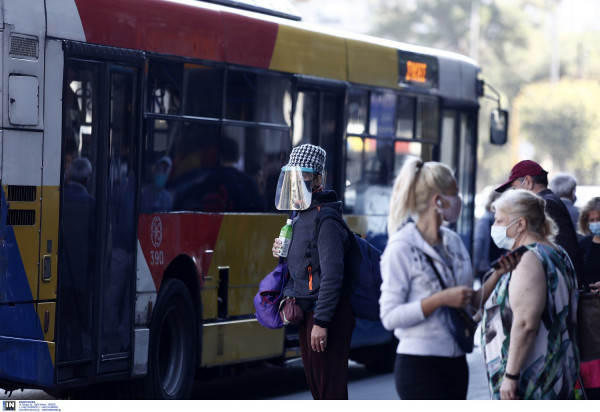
[314,206,355,239]
[305,206,349,291]
[311,206,360,293]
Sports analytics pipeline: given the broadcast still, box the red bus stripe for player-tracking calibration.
[74,0,277,68]
[138,213,224,290]
[222,12,278,68]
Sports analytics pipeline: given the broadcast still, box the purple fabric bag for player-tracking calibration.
[254,259,288,329]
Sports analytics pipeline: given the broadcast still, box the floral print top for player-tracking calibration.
[481,243,580,399]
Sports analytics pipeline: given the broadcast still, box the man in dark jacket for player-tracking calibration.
[495,160,583,277]
[272,144,355,400]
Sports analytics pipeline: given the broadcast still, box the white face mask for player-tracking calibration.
[490,219,519,250]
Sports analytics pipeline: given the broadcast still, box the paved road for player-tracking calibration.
[1,329,491,400]
[270,325,490,400]
[271,345,490,400]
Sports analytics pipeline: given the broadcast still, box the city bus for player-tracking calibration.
[0,0,508,399]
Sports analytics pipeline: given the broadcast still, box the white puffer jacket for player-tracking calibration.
[379,222,474,357]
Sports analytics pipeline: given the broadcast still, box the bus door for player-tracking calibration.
[440,109,477,247]
[58,58,140,379]
[96,64,139,374]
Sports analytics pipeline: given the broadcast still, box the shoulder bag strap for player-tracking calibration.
[424,253,447,290]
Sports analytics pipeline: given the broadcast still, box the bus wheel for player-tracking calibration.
[143,278,197,399]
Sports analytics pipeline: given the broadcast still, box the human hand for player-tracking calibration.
[311,325,328,352]
[590,281,600,292]
[442,286,474,308]
[272,238,282,258]
[492,248,524,276]
[500,376,520,400]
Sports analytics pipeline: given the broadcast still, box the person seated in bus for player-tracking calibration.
[141,155,173,213]
[216,135,265,212]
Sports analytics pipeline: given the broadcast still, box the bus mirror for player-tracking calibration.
[490,108,508,145]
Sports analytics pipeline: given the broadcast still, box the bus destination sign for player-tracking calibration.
[398,51,439,89]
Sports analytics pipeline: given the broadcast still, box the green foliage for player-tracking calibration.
[514,80,600,183]
[373,0,475,54]
[370,0,600,188]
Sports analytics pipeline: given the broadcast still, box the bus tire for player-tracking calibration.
[142,278,198,399]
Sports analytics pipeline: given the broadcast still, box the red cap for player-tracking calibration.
[495,160,548,193]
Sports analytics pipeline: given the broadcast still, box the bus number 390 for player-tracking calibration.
[150,250,164,266]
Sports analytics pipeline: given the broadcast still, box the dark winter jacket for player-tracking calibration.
[538,189,583,277]
[283,190,349,328]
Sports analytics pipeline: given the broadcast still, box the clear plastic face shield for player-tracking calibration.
[275,166,316,211]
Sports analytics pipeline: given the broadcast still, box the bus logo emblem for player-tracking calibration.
[3,401,16,411]
[150,216,163,248]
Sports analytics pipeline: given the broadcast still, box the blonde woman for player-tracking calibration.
[482,189,579,399]
[379,157,513,400]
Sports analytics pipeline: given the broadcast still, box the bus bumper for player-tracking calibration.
[0,336,54,388]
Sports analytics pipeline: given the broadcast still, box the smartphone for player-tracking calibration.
[490,245,528,269]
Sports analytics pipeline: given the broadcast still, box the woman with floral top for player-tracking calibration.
[482,189,579,399]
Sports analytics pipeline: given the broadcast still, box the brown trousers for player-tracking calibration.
[298,297,356,400]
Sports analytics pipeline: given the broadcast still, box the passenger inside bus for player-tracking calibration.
[60,156,95,361]
[141,155,173,213]
[170,133,267,213]
[218,135,265,212]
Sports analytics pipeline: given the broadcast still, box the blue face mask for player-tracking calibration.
[154,173,168,189]
[589,221,600,237]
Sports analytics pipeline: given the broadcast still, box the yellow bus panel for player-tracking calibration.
[270,24,347,81]
[201,319,284,367]
[346,39,398,89]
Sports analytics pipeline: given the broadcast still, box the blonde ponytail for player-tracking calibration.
[387,157,456,235]
[387,157,422,234]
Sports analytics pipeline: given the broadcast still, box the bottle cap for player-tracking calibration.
[286,219,292,224]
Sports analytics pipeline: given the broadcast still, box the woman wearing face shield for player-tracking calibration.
[379,157,513,400]
[481,189,579,399]
[271,144,355,400]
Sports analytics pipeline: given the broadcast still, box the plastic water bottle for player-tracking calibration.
[278,219,293,258]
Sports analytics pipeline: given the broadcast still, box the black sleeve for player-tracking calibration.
[313,218,348,328]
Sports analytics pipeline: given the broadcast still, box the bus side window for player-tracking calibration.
[217,126,290,213]
[183,64,222,118]
[167,122,220,212]
[148,61,182,115]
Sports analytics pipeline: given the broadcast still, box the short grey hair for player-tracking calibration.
[69,157,92,185]
[549,173,577,198]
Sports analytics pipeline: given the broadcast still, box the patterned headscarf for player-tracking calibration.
[287,144,326,175]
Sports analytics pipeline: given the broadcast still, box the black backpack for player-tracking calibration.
[313,207,383,321]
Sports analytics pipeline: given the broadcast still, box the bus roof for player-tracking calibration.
[46,0,480,103]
